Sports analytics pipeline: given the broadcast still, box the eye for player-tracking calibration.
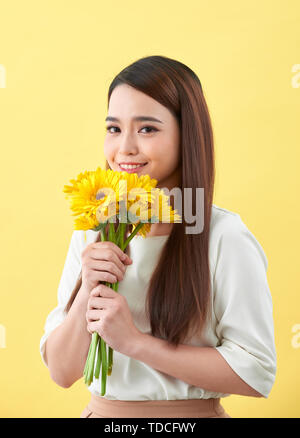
[140,126,158,134]
[105,125,158,134]
[106,125,120,134]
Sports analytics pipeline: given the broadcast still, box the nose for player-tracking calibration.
[117,130,139,155]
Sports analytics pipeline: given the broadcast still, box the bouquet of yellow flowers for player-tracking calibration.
[63,166,181,396]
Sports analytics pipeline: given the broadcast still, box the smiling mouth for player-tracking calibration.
[118,163,148,169]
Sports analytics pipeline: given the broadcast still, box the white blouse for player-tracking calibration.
[40,204,277,400]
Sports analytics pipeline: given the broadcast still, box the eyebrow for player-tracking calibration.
[105,116,163,124]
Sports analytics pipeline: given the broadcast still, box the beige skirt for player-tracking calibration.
[80,393,231,418]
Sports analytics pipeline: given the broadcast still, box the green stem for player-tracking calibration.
[100,226,107,241]
[84,338,93,384]
[85,351,94,385]
[107,347,113,376]
[116,221,126,247]
[95,220,145,394]
[83,335,93,377]
[108,220,115,241]
[107,280,120,375]
[94,336,102,379]
[100,337,107,396]
[106,221,118,378]
[86,332,99,386]
[123,221,145,249]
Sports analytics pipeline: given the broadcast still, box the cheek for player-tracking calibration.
[103,141,112,159]
[152,138,180,168]
[145,135,175,160]
[103,141,118,166]
[145,145,179,182]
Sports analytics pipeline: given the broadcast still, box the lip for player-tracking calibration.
[118,162,148,173]
[118,162,147,165]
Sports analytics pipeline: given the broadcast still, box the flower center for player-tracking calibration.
[96,190,106,200]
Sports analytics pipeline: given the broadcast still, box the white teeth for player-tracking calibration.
[120,164,145,169]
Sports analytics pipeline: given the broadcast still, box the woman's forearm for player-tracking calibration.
[129,333,262,397]
[45,286,91,388]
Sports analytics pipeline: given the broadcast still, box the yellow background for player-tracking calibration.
[0,0,299,418]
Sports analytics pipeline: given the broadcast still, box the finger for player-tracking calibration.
[86,270,118,284]
[91,284,118,298]
[89,248,128,277]
[88,288,117,309]
[88,296,113,310]
[86,259,125,282]
[87,320,101,334]
[91,241,132,264]
[88,296,106,310]
[86,309,101,322]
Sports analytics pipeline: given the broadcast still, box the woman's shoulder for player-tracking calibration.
[210,204,244,236]
[69,229,100,253]
[209,204,268,270]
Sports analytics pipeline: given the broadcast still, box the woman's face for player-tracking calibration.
[104,84,181,190]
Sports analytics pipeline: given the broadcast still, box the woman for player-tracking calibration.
[40,55,277,418]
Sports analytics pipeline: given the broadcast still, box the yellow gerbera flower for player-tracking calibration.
[63,165,182,397]
[63,167,119,228]
[129,188,181,237]
[64,166,181,236]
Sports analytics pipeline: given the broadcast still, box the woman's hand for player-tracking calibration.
[81,241,132,292]
[86,283,142,356]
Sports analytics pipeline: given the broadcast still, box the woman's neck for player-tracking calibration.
[144,222,173,237]
[123,222,173,239]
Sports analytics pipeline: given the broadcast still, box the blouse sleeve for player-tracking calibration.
[212,217,277,398]
[39,230,83,367]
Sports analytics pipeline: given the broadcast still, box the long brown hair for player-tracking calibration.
[64,55,215,346]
